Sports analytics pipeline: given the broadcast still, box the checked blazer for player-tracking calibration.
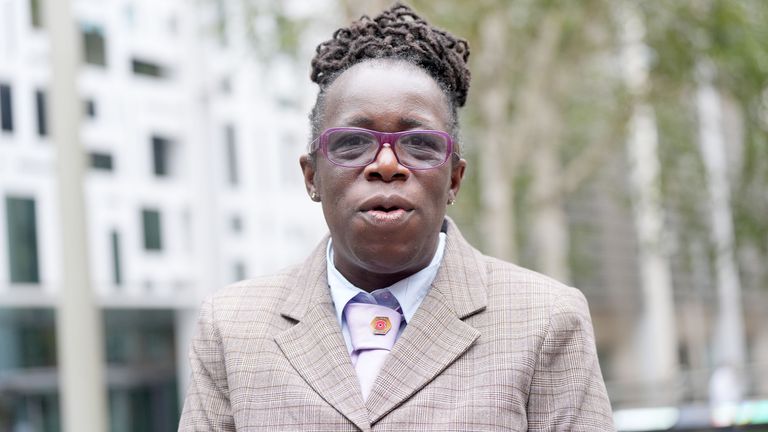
[178,219,615,431]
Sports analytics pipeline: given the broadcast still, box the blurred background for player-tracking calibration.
[0,0,767,431]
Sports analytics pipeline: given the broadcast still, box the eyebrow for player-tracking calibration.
[343,116,428,130]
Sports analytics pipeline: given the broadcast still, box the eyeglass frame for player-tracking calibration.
[310,127,457,170]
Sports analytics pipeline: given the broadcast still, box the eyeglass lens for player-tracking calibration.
[326,130,448,168]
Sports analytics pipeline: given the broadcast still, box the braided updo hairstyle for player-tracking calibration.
[308,2,471,146]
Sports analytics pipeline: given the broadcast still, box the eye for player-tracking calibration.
[398,133,447,162]
[330,134,371,151]
[327,131,377,160]
[399,134,443,152]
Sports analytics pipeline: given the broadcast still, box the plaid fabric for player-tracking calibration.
[179,219,615,431]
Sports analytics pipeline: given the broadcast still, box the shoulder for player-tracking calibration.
[442,219,591,320]
[469,252,595,344]
[200,264,302,324]
[480,253,589,313]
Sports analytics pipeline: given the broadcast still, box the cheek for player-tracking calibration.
[427,171,453,196]
[417,179,451,217]
[316,167,357,205]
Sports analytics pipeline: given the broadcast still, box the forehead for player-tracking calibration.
[320,60,451,131]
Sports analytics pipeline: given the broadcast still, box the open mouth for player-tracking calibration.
[360,196,414,224]
[371,205,405,212]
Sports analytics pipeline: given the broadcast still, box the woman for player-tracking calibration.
[179,4,614,431]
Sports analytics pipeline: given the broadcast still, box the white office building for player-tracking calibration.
[0,0,331,429]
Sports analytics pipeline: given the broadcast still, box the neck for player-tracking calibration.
[332,236,441,292]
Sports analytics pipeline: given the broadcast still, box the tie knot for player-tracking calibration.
[344,302,402,352]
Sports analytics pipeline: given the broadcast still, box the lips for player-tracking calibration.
[359,194,415,225]
[359,194,415,213]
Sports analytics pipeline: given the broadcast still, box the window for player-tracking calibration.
[89,152,113,171]
[103,309,179,431]
[234,261,246,282]
[132,59,165,78]
[0,308,57,369]
[29,0,42,28]
[224,124,239,186]
[167,15,179,36]
[151,135,171,176]
[110,230,122,286]
[5,197,40,283]
[82,24,107,66]
[141,209,162,251]
[35,89,47,137]
[219,76,232,95]
[1,84,13,132]
[84,98,97,118]
[230,214,243,233]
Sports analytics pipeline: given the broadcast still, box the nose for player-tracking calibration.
[364,143,410,182]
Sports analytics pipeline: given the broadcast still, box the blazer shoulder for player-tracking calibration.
[203,264,301,313]
[479,253,590,313]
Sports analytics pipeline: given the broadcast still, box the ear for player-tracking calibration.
[299,154,319,200]
[448,157,467,202]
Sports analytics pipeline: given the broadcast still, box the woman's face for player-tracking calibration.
[300,59,466,291]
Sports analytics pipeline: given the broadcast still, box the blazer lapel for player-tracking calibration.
[274,237,371,432]
[365,289,480,423]
[366,219,488,423]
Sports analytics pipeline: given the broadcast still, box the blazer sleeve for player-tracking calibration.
[526,288,616,431]
[178,296,236,432]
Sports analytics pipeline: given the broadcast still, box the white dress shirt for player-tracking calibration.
[327,233,447,353]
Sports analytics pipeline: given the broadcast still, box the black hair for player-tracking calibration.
[308,3,471,149]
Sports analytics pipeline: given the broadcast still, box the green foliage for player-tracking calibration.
[411,0,768,289]
[637,0,768,290]
[226,0,768,289]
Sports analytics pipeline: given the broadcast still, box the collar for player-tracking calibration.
[327,232,447,326]
[280,217,488,322]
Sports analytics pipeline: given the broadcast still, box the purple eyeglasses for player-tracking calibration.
[311,127,455,170]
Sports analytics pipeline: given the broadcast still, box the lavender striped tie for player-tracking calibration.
[345,302,402,401]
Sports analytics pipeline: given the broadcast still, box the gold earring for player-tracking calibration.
[448,198,456,206]
[310,192,320,201]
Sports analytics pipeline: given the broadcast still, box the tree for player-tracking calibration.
[412,0,629,282]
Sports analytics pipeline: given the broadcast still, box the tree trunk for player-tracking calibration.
[695,61,747,402]
[476,12,516,260]
[618,1,680,404]
[531,104,571,282]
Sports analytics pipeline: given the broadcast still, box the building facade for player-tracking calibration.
[0,0,330,429]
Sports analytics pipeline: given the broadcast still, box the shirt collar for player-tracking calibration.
[327,232,447,326]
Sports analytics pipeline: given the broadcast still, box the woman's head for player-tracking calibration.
[301,3,470,290]
[308,3,471,142]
